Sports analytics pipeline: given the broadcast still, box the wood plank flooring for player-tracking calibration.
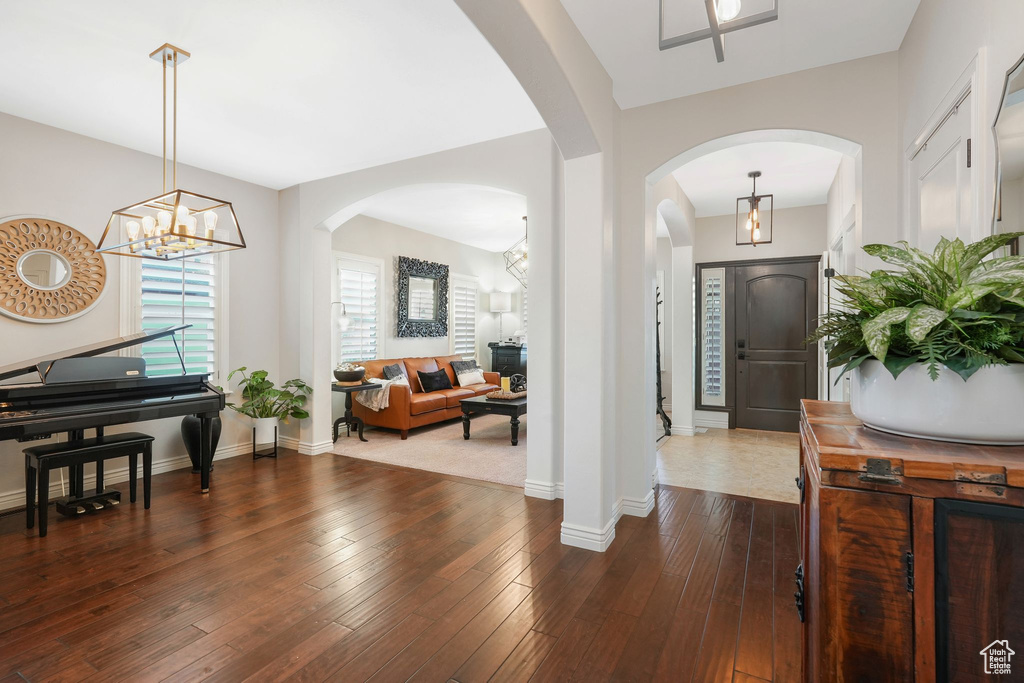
[0,449,801,682]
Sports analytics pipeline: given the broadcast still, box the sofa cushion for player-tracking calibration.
[404,358,439,392]
[436,388,474,407]
[409,392,446,415]
[417,369,453,393]
[466,383,500,396]
[382,363,405,380]
[362,358,407,381]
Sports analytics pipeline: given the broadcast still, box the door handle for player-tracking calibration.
[738,351,746,360]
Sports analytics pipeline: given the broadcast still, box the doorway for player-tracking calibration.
[696,255,819,432]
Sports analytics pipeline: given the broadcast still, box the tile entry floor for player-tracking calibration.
[657,428,801,504]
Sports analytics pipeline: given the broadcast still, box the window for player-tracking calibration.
[134,255,221,378]
[336,254,382,363]
[451,275,479,359]
[700,267,725,407]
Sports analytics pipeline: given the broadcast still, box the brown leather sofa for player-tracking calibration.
[351,355,499,439]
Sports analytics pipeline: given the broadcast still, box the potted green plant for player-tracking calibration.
[223,367,312,445]
[811,232,1024,444]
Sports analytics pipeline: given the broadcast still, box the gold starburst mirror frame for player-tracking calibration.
[0,217,106,323]
[97,44,246,261]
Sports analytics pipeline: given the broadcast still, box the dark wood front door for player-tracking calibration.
[735,258,818,431]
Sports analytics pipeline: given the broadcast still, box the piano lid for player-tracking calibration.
[0,324,190,382]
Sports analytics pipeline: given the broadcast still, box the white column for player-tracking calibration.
[561,152,617,551]
[670,246,695,436]
[297,224,335,455]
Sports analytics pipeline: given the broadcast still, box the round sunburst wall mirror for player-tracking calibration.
[0,217,106,323]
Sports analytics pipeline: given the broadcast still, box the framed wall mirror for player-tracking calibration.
[995,53,1024,252]
[0,217,106,323]
[396,255,448,337]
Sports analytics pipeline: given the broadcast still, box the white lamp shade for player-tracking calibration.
[489,292,512,313]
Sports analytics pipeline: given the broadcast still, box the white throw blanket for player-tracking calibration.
[354,376,408,411]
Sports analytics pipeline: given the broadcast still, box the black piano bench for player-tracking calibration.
[24,432,155,537]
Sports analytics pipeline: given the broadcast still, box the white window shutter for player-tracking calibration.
[452,278,478,360]
[337,258,381,363]
[139,256,217,376]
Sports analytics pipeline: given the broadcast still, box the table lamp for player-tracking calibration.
[490,291,512,341]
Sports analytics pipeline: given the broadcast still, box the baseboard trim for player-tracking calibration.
[279,435,300,451]
[621,490,656,517]
[695,411,729,430]
[561,516,617,552]
[300,440,335,455]
[524,479,565,500]
[0,441,249,512]
[670,425,697,436]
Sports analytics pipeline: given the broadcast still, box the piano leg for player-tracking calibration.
[200,415,213,493]
[95,460,104,495]
[25,458,35,530]
[38,464,49,537]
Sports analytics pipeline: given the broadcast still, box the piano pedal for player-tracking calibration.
[105,497,120,506]
[88,501,104,511]
[75,505,87,515]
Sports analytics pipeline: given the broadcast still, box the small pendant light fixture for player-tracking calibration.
[97,44,246,261]
[736,170,772,247]
[504,216,528,288]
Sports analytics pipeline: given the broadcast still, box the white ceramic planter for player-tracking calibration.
[851,360,1024,445]
[253,417,279,445]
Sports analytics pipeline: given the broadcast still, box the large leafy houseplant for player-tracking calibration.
[223,367,312,420]
[811,232,1024,381]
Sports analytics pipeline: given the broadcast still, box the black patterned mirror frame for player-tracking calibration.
[397,256,449,337]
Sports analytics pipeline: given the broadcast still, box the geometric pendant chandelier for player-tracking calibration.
[658,0,778,63]
[97,44,246,261]
[503,216,528,289]
[735,170,773,246]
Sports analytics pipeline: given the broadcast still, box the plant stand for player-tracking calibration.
[252,425,278,460]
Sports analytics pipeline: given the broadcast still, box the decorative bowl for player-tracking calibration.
[334,368,366,382]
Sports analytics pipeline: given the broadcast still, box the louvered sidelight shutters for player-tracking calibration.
[701,267,726,406]
[337,257,381,363]
[452,277,478,360]
[140,256,217,377]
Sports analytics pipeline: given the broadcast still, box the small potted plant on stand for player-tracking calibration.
[812,232,1024,444]
[224,367,312,458]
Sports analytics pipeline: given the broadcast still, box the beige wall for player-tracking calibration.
[898,0,1024,241]
[0,112,281,510]
[694,205,827,264]
[329,214,524,368]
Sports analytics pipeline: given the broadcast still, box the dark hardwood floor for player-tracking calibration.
[0,448,801,682]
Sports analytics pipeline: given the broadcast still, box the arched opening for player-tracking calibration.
[644,129,863,503]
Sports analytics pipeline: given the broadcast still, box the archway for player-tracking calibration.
[642,128,863,499]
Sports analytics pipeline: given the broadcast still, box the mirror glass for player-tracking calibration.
[17,250,71,290]
[996,58,1024,234]
[407,276,437,321]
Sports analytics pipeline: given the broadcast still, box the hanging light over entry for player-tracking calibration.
[97,44,246,261]
[735,170,772,247]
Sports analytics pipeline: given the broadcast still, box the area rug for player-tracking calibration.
[332,413,526,487]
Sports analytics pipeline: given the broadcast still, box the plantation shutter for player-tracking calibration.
[700,267,725,406]
[452,277,478,360]
[140,256,217,377]
[337,258,380,363]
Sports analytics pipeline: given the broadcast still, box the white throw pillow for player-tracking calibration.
[456,369,485,386]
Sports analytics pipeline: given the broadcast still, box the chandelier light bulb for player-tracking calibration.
[751,207,758,221]
[125,220,141,240]
[141,215,156,237]
[157,210,171,230]
[203,210,218,239]
[716,0,741,22]
[753,225,762,241]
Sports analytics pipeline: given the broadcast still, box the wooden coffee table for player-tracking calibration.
[460,395,527,446]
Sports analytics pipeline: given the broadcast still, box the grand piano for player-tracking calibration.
[0,325,224,493]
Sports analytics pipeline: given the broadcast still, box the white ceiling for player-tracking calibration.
[0,0,544,190]
[672,141,843,217]
[560,0,921,109]
[357,184,527,252]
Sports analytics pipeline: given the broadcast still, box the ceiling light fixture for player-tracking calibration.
[715,0,741,22]
[503,216,528,289]
[658,0,778,63]
[736,171,773,247]
[97,44,246,261]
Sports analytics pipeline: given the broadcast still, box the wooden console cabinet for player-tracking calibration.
[798,400,1024,682]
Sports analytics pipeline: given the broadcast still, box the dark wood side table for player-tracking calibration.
[459,395,527,446]
[488,342,527,377]
[331,382,378,443]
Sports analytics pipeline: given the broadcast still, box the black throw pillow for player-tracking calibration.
[417,368,453,392]
[382,363,404,380]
